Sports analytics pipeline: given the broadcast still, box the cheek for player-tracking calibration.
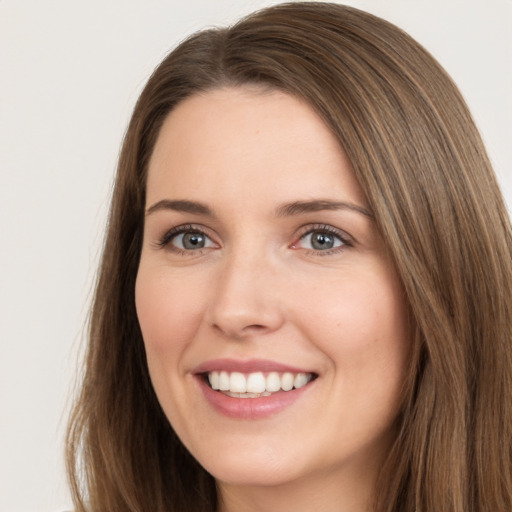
[299,270,409,380]
[135,266,205,364]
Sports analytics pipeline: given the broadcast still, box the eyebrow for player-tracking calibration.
[275,199,373,219]
[145,199,214,217]
[145,198,373,219]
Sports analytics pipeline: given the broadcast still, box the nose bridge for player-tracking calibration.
[206,241,284,338]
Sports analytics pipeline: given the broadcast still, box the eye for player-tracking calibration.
[172,231,214,250]
[158,225,217,252]
[300,231,343,250]
[292,225,351,253]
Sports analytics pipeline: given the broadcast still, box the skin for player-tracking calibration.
[135,87,411,512]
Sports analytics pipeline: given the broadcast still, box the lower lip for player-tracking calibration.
[196,376,313,419]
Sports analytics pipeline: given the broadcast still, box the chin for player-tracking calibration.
[194,444,308,487]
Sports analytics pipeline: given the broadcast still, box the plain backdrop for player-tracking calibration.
[1,1,510,511]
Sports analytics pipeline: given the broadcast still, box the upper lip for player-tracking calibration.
[193,358,315,375]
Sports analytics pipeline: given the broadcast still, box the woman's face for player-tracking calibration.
[136,87,410,493]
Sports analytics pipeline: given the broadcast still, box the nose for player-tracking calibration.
[205,250,285,340]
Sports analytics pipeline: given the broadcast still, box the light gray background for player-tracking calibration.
[1,1,510,511]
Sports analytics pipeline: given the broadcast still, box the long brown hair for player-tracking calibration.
[66,3,512,511]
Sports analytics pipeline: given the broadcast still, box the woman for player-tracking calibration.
[66,2,512,511]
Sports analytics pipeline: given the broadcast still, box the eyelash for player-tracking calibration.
[293,224,353,256]
[156,223,353,256]
[155,224,213,254]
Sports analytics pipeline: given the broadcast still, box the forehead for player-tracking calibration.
[146,87,367,209]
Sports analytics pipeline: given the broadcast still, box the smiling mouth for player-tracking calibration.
[204,371,317,398]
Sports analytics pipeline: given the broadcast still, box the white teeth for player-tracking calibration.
[207,370,313,395]
[281,372,294,391]
[247,372,266,393]
[294,373,309,389]
[209,371,220,390]
[219,371,230,391]
[266,372,281,392]
[230,372,246,393]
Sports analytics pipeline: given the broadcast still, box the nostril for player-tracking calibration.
[211,321,270,338]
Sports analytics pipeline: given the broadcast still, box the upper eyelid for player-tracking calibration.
[166,223,210,235]
[154,222,354,249]
[295,223,353,242]
[157,223,216,248]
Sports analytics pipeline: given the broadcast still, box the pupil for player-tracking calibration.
[183,232,205,249]
[312,232,333,250]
